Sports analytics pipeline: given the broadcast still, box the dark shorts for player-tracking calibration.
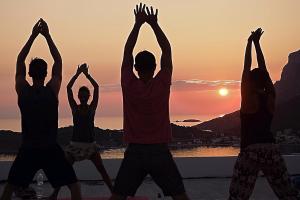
[113,143,185,196]
[8,144,77,188]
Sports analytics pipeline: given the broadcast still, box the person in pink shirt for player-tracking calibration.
[109,3,189,200]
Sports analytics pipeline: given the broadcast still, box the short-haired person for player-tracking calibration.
[0,19,82,200]
[50,64,113,199]
[228,28,299,200]
[109,4,190,200]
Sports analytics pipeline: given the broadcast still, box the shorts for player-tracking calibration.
[8,144,78,188]
[113,143,185,196]
[64,141,99,161]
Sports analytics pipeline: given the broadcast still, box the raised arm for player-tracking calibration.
[67,67,81,111]
[146,6,172,74]
[40,19,62,97]
[82,64,99,111]
[252,28,275,97]
[15,20,40,95]
[121,4,146,73]
[242,34,253,84]
[240,33,254,112]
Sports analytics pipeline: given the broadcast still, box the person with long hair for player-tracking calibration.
[228,28,298,200]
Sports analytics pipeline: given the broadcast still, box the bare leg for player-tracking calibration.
[67,182,82,200]
[49,154,75,200]
[0,183,16,200]
[172,193,190,200]
[90,153,113,192]
[109,193,126,200]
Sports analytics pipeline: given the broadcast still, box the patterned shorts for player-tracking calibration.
[64,141,100,162]
[228,143,299,200]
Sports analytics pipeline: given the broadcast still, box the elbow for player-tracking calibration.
[162,44,172,55]
[54,54,62,65]
[17,55,25,64]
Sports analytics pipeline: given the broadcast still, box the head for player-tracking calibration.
[134,50,156,82]
[29,58,47,81]
[78,86,90,105]
[249,68,269,90]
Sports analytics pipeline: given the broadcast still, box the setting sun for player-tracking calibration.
[218,88,229,96]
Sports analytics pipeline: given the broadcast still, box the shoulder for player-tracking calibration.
[121,69,138,87]
[155,69,172,86]
[45,85,58,100]
[17,84,31,98]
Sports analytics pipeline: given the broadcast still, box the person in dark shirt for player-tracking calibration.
[0,19,82,200]
[228,28,298,200]
[50,64,113,199]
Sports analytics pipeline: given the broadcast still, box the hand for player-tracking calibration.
[134,3,146,26]
[39,18,50,37]
[146,6,158,26]
[80,63,89,76]
[32,19,41,37]
[252,28,264,43]
[76,65,83,75]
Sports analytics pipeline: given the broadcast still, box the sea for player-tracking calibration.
[0,114,217,132]
[0,114,241,161]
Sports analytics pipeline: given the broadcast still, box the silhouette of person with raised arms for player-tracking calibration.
[228,28,299,200]
[49,63,113,199]
[109,3,190,200]
[0,19,82,200]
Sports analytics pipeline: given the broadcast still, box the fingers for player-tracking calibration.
[255,28,264,36]
[146,7,150,15]
[145,6,157,16]
[136,3,145,13]
[142,4,145,12]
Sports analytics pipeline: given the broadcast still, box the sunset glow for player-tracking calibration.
[0,1,299,129]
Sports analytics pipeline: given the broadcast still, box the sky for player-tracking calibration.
[0,0,300,124]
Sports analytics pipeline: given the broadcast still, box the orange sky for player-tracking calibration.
[0,0,300,122]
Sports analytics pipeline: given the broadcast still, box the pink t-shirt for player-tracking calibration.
[121,68,172,144]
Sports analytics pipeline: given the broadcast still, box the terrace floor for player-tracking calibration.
[1,177,299,200]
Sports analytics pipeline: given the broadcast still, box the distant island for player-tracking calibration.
[175,119,201,123]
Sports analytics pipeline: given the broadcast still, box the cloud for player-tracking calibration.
[172,79,241,91]
[99,79,241,93]
[100,83,122,92]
